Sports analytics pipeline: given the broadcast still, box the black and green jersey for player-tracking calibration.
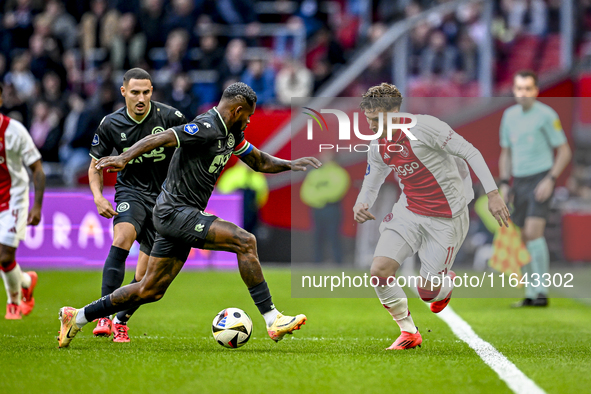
[89,101,188,197]
[162,107,253,210]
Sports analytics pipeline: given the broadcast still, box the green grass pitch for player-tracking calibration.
[1,269,590,393]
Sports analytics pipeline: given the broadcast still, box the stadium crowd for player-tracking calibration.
[0,0,589,185]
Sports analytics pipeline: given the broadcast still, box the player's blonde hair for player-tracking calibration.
[360,83,403,112]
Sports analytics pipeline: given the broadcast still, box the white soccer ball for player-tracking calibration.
[212,308,253,348]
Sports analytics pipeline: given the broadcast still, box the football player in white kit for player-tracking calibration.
[0,83,45,319]
[353,84,509,349]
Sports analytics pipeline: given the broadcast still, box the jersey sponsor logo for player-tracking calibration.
[116,202,130,213]
[195,223,204,232]
[121,132,127,141]
[391,162,420,177]
[174,110,183,118]
[184,123,199,135]
[383,213,393,222]
[152,126,165,134]
[227,134,235,148]
[92,134,99,146]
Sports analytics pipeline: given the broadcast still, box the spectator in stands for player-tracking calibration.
[30,100,62,162]
[165,72,199,119]
[196,33,225,70]
[59,93,88,186]
[455,29,478,82]
[507,0,548,37]
[275,58,313,106]
[0,83,28,123]
[219,38,247,89]
[79,0,119,58]
[163,0,197,38]
[4,53,36,101]
[409,22,431,75]
[420,29,458,78]
[110,13,147,71]
[139,0,167,51]
[307,27,346,70]
[41,71,68,118]
[155,28,191,84]
[242,59,275,106]
[62,49,83,94]
[44,0,78,50]
[312,57,331,93]
[3,0,42,49]
[109,0,142,15]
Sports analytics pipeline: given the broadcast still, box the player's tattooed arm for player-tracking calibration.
[95,129,178,172]
[241,146,322,173]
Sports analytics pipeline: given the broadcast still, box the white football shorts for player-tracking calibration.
[0,205,28,248]
[374,203,469,280]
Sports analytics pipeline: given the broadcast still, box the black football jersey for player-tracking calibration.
[161,107,253,210]
[89,101,188,196]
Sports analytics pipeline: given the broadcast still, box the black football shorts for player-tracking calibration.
[150,201,218,262]
[113,187,158,255]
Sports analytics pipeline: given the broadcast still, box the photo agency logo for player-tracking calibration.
[303,107,418,153]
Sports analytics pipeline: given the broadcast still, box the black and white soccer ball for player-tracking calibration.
[212,308,253,348]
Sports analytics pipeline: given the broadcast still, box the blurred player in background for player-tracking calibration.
[0,83,45,319]
[58,82,319,348]
[88,68,187,341]
[353,83,509,350]
[499,70,572,308]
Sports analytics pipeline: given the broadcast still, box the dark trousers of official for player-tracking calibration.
[312,203,343,264]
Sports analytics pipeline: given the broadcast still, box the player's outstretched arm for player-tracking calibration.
[27,159,45,225]
[95,129,178,172]
[240,146,321,173]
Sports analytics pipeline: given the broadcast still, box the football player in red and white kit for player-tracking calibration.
[353,84,509,349]
[0,83,45,319]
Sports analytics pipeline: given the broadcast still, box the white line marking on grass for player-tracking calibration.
[435,306,546,394]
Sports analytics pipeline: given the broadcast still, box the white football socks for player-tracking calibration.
[1,263,23,305]
[263,309,279,327]
[21,271,31,289]
[75,309,88,327]
[375,283,417,334]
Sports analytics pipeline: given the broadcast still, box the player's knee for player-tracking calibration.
[0,253,15,268]
[370,257,398,278]
[112,235,133,250]
[236,229,256,255]
[137,283,165,303]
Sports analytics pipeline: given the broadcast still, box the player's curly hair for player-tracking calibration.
[222,82,258,107]
[360,83,403,112]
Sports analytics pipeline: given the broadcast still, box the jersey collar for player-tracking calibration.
[126,102,152,125]
[213,106,228,136]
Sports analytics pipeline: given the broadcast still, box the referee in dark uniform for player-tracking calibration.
[88,68,187,341]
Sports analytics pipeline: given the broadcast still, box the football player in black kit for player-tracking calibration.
[58,82,321,348]
[88,68,187,342]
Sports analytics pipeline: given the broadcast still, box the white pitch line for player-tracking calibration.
[433,306,546,394]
